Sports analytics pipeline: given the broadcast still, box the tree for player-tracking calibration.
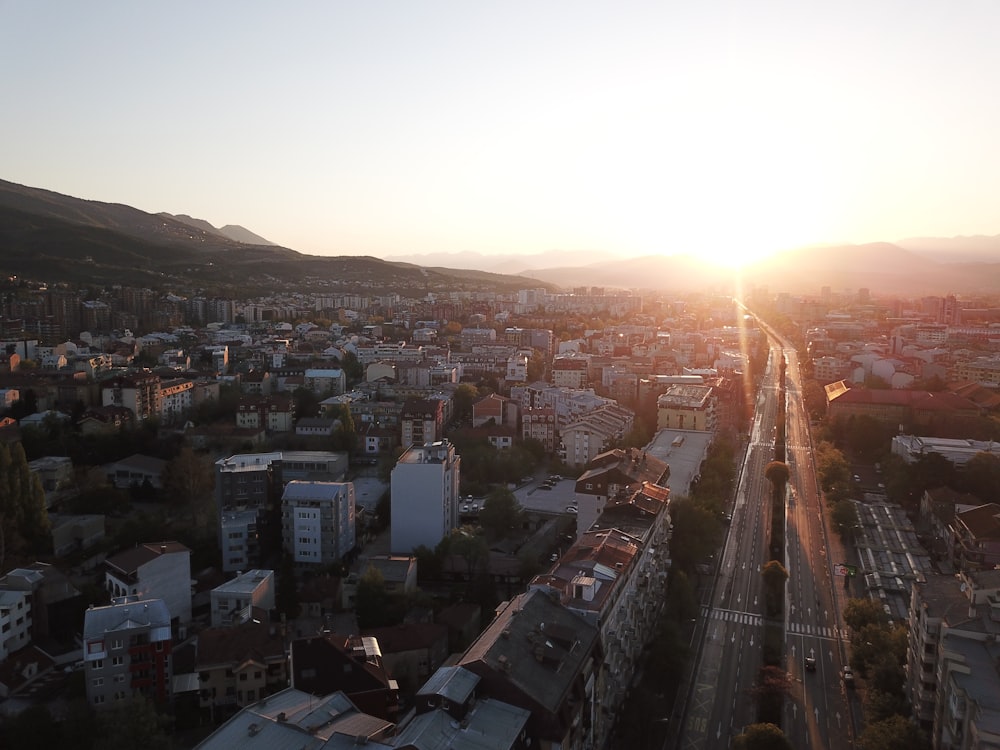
[761,560,788,618]
[843,597,887,632]
[478,487,523,540]
[355,564,390,629]
[452,383,480,424]
[3,704,61,750]
[733,723,793,750]
[292,387,321,420]
[449,527,489,581]
[830,499,859,540]
[0,442,51,565]
[961,451,1000,500]
[668,497,721,573]
[764,461,790,486]
[94,696,171,750]
[275,552,301,620]
[845,415,893,459]
[750,665,792,725]
[162,445,214,520]
[859,715,931,750]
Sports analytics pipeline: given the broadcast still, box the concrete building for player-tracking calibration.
[82,597,172,709]
[101,373,161,421]
[400,398,445,448]
[390,440,461,555]
[210,570,275,628]
[104,541,192,627]
[281,481,357,567]
[656,383,717,432]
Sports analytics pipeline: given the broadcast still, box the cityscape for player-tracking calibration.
[4,4,1000,749]
[2,177,1000,749]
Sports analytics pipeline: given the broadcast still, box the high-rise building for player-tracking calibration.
[281,481,356,567]
[390,440,461,555]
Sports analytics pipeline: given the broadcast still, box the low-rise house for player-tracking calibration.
[104,453,167,491]
[362,622,449,695]
[50,513,105,557]
[290,634,400,721]
[210,570,275,628]
[294,416,339,437]
[196,622,288,713]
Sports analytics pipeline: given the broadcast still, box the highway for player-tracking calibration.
[672,333,856,749]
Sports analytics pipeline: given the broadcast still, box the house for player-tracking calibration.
[949,503,1000,571]
[294,416,339,438]
[471,393,516,429]
[362,622,449,695]
[103,453,167,491]
[104,541,192,627]
[289,634,400,721]
[210,570,275,628]
[50,513,105,557]
[573,448,669,540]
[195,623,288,713]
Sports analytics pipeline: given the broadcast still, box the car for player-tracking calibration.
[852,474,861,483]
[565,506,578,514]
[471,503,480,512]
[461,503,470,512]
[538,485,552,491]
[805,656,817,672]
[549,475,561,482]
[723,514,733,525]
[842,666,855,687]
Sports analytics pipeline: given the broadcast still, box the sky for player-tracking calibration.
[3,1,999,267]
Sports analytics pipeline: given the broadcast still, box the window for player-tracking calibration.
[115,674,126,683]
[112,656,124,666]
[92,678,104,687]
[240,673,247,681]
[94,695,105,705]
[112,639,123,650]
[92,660,103,670]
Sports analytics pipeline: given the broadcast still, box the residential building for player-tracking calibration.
[398,667,530,750]
[455,588,602,749]
[471,393,516,429]
[281,481,356,567]
[390,440,461,555]
[303,368,346,395]
[656,383,717,432]
[949,503,1000,571]
[552,357,589,389]
[101,373,160,421]
[892,434,1000,467]
[825,381,980,429]
[191,688,394,750]
[82,597,172,708]
[290,634,400,721]
[196,623,288,713]
[362,622,449,696]
[104,453,167,490]
[559,404,635,468]
[522,407,557,453]
[573,448,669,540]
[158,377,194,422]
[210,570,275,628]
[400,398,445,448]
[104,541,192,627]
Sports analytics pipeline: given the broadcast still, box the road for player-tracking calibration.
[672,333,857,749]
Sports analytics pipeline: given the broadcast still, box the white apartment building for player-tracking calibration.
[159,378,194,422]
[104,541,192,627]
[390,440,461,555]
[281,481,356,567]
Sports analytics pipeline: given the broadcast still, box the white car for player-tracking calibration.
[565,505,578,514]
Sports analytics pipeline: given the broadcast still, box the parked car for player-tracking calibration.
[805,656,816,672]
[565,506,578,514]
[842,666,855,687]
[538,485,552,491]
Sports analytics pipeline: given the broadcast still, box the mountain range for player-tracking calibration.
[2,178,999,297]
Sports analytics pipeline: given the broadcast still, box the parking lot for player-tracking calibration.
[515,476,578,516]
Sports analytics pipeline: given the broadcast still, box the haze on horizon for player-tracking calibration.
[3,1,999,268]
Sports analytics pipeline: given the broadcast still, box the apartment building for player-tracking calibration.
[83,597,172,709]
[390,440,461,555]
[280,481,356,567]
[104,541,192,627]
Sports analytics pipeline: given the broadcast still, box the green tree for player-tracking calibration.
[764,461,790,486]
[668,496,721,573]
[275,552,300,620]
[478,487,523,540]
[292,386,321,420]
[830,499,859,540]
[750,665,792,725]
[960,451,1000,500]
[452,383,480,424]
[761,560,788,618]
[845,415,893,459]
[0,442,51,565]
[3,704,61,750]
[449,527,489,580]
[355,564,390,629]
[161,445,214,520]
[94,696,171,750]
[733,723,793,750]
[860,715,931,750]
[843,597,887,632]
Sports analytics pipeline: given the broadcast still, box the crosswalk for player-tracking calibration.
[702,606,848,640]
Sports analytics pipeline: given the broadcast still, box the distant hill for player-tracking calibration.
[162,213,277,246]
[0,179,540,294]
[896,234,1000,263]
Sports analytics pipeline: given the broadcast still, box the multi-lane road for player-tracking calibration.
[672,335,857,749]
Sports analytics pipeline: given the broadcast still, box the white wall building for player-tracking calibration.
[390,440,461,555]
[209,570,275,627]
[281,481,356,566]
[104,541,192,626]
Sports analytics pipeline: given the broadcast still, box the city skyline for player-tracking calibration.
[4,2,999,268]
